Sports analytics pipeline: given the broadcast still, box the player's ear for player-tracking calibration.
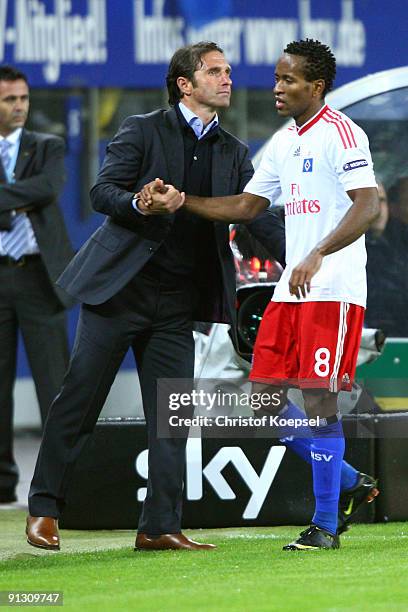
[313,79,325,99]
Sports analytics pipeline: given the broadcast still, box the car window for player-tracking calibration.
[344,87,408,337]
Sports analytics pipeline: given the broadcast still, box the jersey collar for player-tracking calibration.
[296,104,329,136]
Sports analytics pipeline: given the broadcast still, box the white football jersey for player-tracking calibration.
[244,104,377,307]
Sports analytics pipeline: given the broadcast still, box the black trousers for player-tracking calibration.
[0,257,69,494]
[29,271,195,535]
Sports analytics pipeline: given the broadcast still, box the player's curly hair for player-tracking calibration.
[284,39,336,97]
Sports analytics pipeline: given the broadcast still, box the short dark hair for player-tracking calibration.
[166,41,224,106]
[0,65,28,84]
[284,39,336,97]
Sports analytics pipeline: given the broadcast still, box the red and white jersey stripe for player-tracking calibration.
[322,107,358,149]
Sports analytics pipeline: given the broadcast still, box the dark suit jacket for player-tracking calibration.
[0,129,74,308]
[58,107,285,331]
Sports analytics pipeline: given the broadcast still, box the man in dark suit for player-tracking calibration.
[26,42,285,551]
[0,65,74,504]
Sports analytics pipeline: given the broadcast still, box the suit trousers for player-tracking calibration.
[28,271,195,534]
[0,257,69,494]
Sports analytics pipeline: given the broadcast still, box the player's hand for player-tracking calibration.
[139,178,168,205]
[137,178,185,215]
[289,248,323,299]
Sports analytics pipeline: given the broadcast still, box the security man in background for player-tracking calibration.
[0,65,74,504]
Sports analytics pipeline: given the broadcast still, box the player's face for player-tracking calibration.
[274,54,324,127]
[179,51,232,113]
[0,79,29,137]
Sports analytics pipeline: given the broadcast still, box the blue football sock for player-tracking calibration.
[279,401,358,491]
[279,400,313,461]
[340,460,359,491]
[310,419,345,535]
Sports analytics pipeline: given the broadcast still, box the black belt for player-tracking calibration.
[0,254,41,267]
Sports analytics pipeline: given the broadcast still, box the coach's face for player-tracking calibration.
[274,54,324,127]
[178,51,232,113]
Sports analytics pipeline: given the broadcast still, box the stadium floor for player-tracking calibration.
[2,435,408,610]
[1,511,408,611]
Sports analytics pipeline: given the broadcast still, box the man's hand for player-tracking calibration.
[289,248,323,299]
[136,178,185,215]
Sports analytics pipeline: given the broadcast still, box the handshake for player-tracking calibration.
[136,178,184,216]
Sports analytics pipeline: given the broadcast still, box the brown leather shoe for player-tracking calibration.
[26,515,60,551]
[135,532,216,551]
